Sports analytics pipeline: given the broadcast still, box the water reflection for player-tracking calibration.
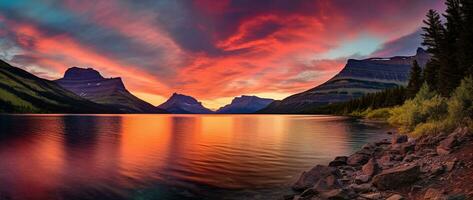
[0,115,389,199]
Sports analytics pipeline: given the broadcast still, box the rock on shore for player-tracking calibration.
[285,127,473,200]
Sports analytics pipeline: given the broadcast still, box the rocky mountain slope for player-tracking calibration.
[56,67,166,113]
[260,48,431,113]
[286,127,472,200]
[157,93,213,114]
[0,60,116,113]
[216,95,274,114]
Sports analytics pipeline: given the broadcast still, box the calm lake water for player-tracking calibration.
[0,114,390,200]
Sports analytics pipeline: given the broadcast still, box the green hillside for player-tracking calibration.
[0,59,119,113]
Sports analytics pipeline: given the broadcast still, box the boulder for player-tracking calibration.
[313,174,342,192]
[436,135,458,155]
[423,188,446,200]
[378,155,399,169]
[319,188,354,200]
[299,188,317,199]
[347,153,370,166]
[393,154,404,161]
[355,148,375,156]
[392,134,408,144]
[375,139,391,146]
[372,164,420,190]
[403,154,417,162]
[399,141,416,155]
[445,159,457,172]
[329,156,348,167]
[386,194,404,200]
[451,127,471,143]
[362,143,376,150]
[349,183,373,193]
[359,192,382,200]
[354,175,371,184]
[293,165,337,191]
[430,163,445,176]
[362,158,379,176]
[416,133,446,150]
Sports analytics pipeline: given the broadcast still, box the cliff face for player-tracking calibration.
[260,48,431,113]
[56,67,166,113]
[157,93,214,114]
[216,95,274,114]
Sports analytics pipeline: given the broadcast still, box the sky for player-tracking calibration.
[0,0,444,109]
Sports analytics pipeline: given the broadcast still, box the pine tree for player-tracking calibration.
[421,10,444,91]
[422,10,445,56]
[459,0,473,76]
[423,62,439,91]
[439,0,464,96]
[407,60,423,99]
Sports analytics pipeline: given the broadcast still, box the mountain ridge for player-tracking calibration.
[217,95,274,114]
[259,48,431,113]
[157,93,213,114]
[55,67,167,113]
[0,60,119,113]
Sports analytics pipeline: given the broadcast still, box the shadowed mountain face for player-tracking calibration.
[216,95,274,114]
[0,60,117,113]
[157,93,213,114]
[260,48,431,113]
[56,67,166,113]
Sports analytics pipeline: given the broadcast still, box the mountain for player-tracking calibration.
[0,59,117,113]
[157,93,213,114]
[56,67,166,113]
[216,95,274,114]
[260,48,431,113]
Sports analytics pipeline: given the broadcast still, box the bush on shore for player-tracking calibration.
[388,76,473,137]
[350,107,392,120]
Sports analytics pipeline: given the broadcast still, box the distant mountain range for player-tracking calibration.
[0,47,431,114]
[259,48,431,113]
[157,93,213,114]
[55,67,167,113]
[0,59,272,114]
[216,95,273,114]
[0,60,117,113]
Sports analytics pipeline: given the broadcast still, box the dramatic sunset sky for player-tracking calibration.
[0,0,444,109]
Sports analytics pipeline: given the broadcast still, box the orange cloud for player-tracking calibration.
[6,21,171,101]
[0,0,443,108]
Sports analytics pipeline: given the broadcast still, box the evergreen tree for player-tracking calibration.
[421,10,444,90]
[459,0,473,76]
[423,62,439,91]
[439,0,463,96]
[422,10,445,56]
[407,60,423,99]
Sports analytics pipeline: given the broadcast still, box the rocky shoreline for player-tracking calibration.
[285,127,473,200]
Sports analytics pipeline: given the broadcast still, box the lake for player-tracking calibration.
[0,114,390,200]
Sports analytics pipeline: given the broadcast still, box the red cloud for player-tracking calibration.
[1,0,444,106]
[5,20,172,97]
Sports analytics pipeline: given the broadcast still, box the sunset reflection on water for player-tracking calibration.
[0,114,389,199]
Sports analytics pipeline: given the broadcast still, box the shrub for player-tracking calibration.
[364,107,392,120]
[446,76,473,125]
[411,121,447,137]
[388,84,448,134]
